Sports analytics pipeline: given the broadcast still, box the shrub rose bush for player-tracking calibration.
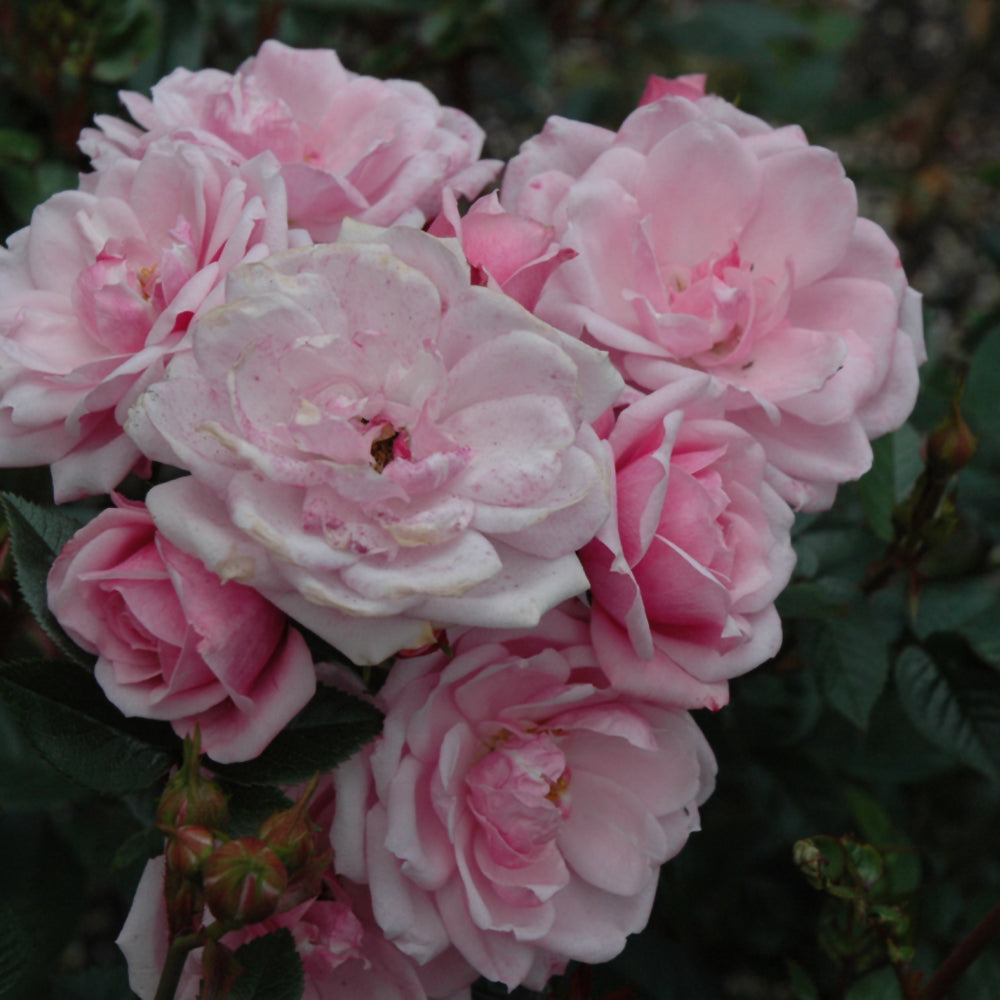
[81,40,501,242]
[47,495,316,762]
[580,374,796,709]
[126,225,623,664]
[331,608,716,990]
[0,141,292,501]
[501,75,925,510]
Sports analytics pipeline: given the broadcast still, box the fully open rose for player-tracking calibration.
[331,608,716,990]
[0,140,292,501]
[81,40,500,242]
[580,374,796,709]
[47,496,315,762]
[501,75,925,510]
[126,224,623,664]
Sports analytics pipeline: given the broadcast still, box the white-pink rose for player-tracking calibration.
[47,496,315,762]
[501,75,925,510]
[331,608,716,990]
[126,225,623,665]
[82,40,501,241]
[580,375,796,709]
[0,140,292,500]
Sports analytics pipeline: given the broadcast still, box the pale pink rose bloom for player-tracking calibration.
[428,190,576,311]
[126,225,623,665]
[81,39,501,241]
[580,375,796,710]
[0,140,292,501]
[47,495,315,762]
[331,608,716,990]
[501,76,925,511]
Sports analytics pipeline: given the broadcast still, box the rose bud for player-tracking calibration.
[258,776,323,873]
[203,837,288,928]
[157,731,230,831]
[162,825,216,881]
[926,399,977,474]
[258,778,333,908]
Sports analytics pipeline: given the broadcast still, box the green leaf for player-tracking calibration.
[52,966,132,1000]
[895,646,1000,779]
[211,685,382,786]
[230,928,304,1000]
[776,577,856,619]
[844,966,903,1000]
[786,959,820,1000]
[804,609,890,729]
[0,493,99,664]
[221,782,294,838]
[791,526,871,581]
[912,580,998,640]
[958,604,1000,667]
[0,129,42,166]
[965,327,1000,468]
[0,814,85,1000]
[0,659,175,795]
[845,787,920,895]
[0,901,31,1000]
[857,425,924,541]
[0,702,87,809]
[955,944,1000,1000]
[92,0,160,82]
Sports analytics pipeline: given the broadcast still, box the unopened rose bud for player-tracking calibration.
[157,729,229,830]
[163,824,216,880]
[926,400,977,474]
[203,837,288,927]
[258,775,321,874]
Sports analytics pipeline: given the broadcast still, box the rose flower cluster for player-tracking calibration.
[0,43,923,999]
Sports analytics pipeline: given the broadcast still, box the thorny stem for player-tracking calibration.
[920,901,1000,1000]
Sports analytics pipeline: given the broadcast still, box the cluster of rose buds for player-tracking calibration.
[156,735,328,944]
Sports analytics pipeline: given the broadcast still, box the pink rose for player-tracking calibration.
[580,375,796,709]
[0,140,292,501]
[332,608,716,990]
[428,190,576,311]
[126,225,623,665]
[501,76,925,510]
[47,496,315,762]
[82,40,501,241]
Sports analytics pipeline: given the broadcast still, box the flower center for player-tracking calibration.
[466,729,571,858]
[369,423,399,473]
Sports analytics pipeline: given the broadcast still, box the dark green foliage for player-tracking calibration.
[210,685,383,786]
[0,659,176,795]
[0,493,99,664]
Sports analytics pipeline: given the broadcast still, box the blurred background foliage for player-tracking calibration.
[2,1,1000,998]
